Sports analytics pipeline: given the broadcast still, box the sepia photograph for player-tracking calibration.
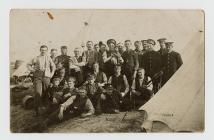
[9,9,204,133]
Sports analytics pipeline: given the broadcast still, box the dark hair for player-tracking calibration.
[51,48,57,52]
[40,45,48,50]
[134,41,141,45]
[61,46,67,49]
[125,40,131,43]
[87,41,93,45]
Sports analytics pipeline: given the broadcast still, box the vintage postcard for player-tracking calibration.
[10,9,204,133]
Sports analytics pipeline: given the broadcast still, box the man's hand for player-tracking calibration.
[97,83,105,87]
[58,106,64,120]
[63,93,71,99]
[120,92,126,97]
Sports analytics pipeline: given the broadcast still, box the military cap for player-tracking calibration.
[107,39,116,45]
[61,46,67,49]
[138,68,145,72]
[157,38,167,42]
[165,42,174,46]
[147,39,156,45]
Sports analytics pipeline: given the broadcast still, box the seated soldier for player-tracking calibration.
[46,77,64,113]
[41,89,94,127]
[62,76,78,101]
[83,62,107,87]
[131,68,154,109]
[101,83,122,113]
[46,76,77,114]
[69,47,86,87]
[108,65,130,111]
[81,73,103,115]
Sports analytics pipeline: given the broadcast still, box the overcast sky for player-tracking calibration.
[10,9,204,62]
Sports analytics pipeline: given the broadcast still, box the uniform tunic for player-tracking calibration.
[162,51,183,85]
[141,50,162,93]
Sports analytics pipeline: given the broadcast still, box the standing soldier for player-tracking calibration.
[83,41,99,79]
[141,39,162,94]
[105,39,117,78]
[134,41,144,69]
[55,46,71,76]
[157,38,168,56]
[162,42,183,85]
[121,40,139,86]
[27,45,56,116]
[141,40,149,54]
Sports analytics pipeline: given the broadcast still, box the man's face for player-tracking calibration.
[51,50,57,57]
[114,67,121,74]
[88,78,95,84]
[142,42,149,50]
[67,80,75,88]
[138,70,145,79]
[159,42,166,49]
[135,42,142,51]
[53,80,60,87]
[166,45,173,52]
[124,41,131,50]
[86,42,93,51]
[61,48,67,55]
[93,63,99,72]
[40,47,48,56]
[59,70,65,77]
[100,45,106,52]
[108,43,115,51]
[79,91,87,97]
[74,49,80,56]
[94,45,100,52]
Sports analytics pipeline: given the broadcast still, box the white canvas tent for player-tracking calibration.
[139,31,204,132]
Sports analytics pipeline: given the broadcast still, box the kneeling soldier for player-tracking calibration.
[101,83,122,113]
[131,68,154,109]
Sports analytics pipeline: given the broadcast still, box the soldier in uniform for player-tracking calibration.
[105,39,117,78]
[141,40,149,54]
[141,39,162,94]
[134,41,144,69]
[27,45,56,116]
[121,40,139,86]
[82,41,99,80]
[55,46,71,76]
[69,47,86,87]
[157,38,168,56]
[162,42,183,85]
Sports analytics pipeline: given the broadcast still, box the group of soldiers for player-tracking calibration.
[27,38,183,127]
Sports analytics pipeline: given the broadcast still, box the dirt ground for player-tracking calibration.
[10,86,145,133]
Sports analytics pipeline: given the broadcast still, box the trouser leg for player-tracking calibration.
[42,77,50,106]
[34,78,43,113]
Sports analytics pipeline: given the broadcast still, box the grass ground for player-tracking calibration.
[10,85,145,133]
